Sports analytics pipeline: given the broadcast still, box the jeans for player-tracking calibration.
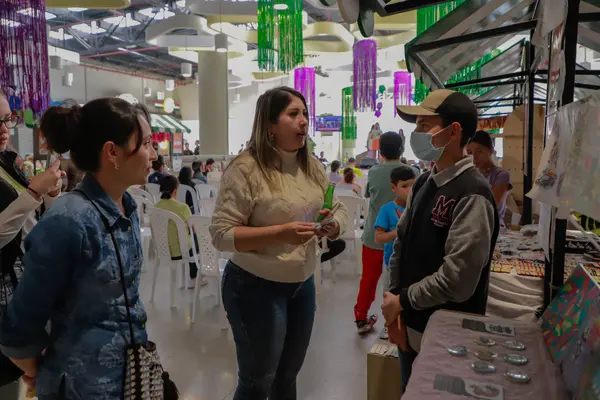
[399,345,418,393]
[222,261,316,400]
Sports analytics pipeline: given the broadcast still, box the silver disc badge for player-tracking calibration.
[505,370,531,383]
[474,349,498,361]
[504,354,528,366]
[474,336,496,347]
[502,340,526,351]
[472,361,497,374]
[447,345,468,356]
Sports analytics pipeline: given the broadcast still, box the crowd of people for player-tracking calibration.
[0,83,521,400]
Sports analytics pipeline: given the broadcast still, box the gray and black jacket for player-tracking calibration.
[389,157,499,334]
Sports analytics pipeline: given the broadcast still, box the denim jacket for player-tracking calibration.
[0,175,148,399]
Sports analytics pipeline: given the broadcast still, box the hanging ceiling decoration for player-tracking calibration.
[258,0,304,71]
[353,39,377,112]
[294,67,316,136]
[0,0,51,116]
[342,86,357,141]
[394,71,412,117]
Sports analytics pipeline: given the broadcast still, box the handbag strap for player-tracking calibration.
[74,189,137,347]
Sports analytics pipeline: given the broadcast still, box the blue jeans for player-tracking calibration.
[399,345,418,393]
[222,261,316,400]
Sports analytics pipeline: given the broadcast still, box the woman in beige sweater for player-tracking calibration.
[210,87,349,400]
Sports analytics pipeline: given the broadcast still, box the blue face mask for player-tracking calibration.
[410,127,449,162]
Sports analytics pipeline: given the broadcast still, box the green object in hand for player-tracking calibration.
[317,183,335,222]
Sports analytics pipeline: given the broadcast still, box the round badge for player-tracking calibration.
[504,354,528,366]
[447,345,468,356]
[474,349,498,361]
[474,336,496,347]
[505,370,531,383]
[472,361,497,374]
[502,340,526,351]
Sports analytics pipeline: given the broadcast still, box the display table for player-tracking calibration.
[402,310,568,400]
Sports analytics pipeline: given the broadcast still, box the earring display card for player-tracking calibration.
[462,319,516,337]
[433,375,504,400]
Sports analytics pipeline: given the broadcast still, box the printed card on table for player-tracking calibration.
[462,319,516,337]
[434,375,503,400]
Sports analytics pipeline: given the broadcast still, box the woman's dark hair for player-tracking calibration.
[206,158,215,166]
[178,166,193,186]
[40,98,149,173]
[159,175,178,199]
[343,167,355,184]
[330,160,341,172]
[468,130,494,150]
[152,155,164,172]
[192,161,202,172]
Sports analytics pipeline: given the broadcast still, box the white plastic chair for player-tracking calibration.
[188,215,227,327]
[192,179,205,185]
[149,208,191,308]
[315,237,338,295]
[146,183,161,201]
[338,195,367,275]
[132,195,156,272]
[177,184,200,215]
[199,199,216,217]
[129,187,155,204]
[196,184,216,200]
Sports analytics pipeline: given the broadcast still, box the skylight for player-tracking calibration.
[71,22,106,34]
[17,8,56,20]
[0,19,21,28]
[68,8,88,12]
[49,29,73,40]
[138,7,175,21]
[103,13,140,28]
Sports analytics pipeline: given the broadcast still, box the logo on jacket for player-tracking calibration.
[431,195,456,227]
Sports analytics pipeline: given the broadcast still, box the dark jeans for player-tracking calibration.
[222,261,316,400]
[399,344,418,393]
[320,239,346,263]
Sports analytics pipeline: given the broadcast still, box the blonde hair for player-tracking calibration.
[230,87,327,190]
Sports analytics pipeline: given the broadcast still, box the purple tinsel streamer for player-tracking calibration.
[294,67,316,136]
[394,71,412,117]
[353,39,377,112]
[0,0,51,116]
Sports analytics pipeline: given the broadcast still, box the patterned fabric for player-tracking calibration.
[0,174,148,400]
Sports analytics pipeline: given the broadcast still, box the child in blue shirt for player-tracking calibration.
[374,166,417,291]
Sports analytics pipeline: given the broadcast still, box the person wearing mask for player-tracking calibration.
[148,155,166,184]
[354,132,413,334]
[383,89,499,390]
[337,167,362,197]
[191,161,207,184]
[178,166,198,214]
[342,157,364,178]
[155,175,199,288]
[210,86,349,400]
[183,141,193,155]
[328,160,343,184]
[0,99,162,399]
[466,130,512,224]
[193,140,200,155]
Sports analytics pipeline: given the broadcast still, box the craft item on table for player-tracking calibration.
[502,340,526,351]
[491,261,513,274]
[540,265,600,362]
[475,349,498,361]
[515,261,545,278]
[582,264,600,284]
[504,354,528,366]
[462,319,516,337]
[433,375,504,400]
[474,337,496,347]
[472,361,497,374]
[369,343,398,358]
[505,371,531,384]
[448,345,468,357]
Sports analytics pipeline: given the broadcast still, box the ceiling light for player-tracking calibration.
[214,33,228,53]
[165,80,175,92]
[0,19,21,28]
[68,8,88,12]
[144,87,152,97]
[181,63,193,78]
[274,3,288,10]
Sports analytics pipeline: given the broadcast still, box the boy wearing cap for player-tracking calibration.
[381,90,499,389]
[354,132,415,334]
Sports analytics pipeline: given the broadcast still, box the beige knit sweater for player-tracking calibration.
[209,149,350,283]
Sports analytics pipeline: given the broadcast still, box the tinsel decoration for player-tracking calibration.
[394,71,412,116]
[353,39,377,112]
[294,67,316,136]
[0,0,51,116]
[477,116,507,131]
[341,86,357,140]
[258,0,303,71]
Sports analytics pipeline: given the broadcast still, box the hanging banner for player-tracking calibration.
[172,133,184,154]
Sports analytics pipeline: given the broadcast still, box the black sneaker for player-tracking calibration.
[356,314,378,335]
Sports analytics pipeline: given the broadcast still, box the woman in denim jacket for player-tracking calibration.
[0,98,157,399]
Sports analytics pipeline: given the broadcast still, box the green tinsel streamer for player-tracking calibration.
[342,86,357,140]
[258,0,275,71]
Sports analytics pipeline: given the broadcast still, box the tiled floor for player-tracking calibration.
[15,258,383,400]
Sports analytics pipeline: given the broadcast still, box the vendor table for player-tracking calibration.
[402,310,567,400]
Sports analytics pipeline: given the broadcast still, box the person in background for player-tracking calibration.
[203,158,215,176]
[384,89,499,390]
[374,166,417,292]
[340,168,362,196]
[192,161,207,184]
[318,151,328,163]
[178,166,198,214]
[183,141,193,155]
[193,140,200,155]
[210,86,349,400]
[155,175,199,289]
[328,160,343,184]
[354,131,409,335]
[147,155,166,184]
[0,98,158,399]
[400,157,408,164]
[342,157,364,178]
[466,130,512,224]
